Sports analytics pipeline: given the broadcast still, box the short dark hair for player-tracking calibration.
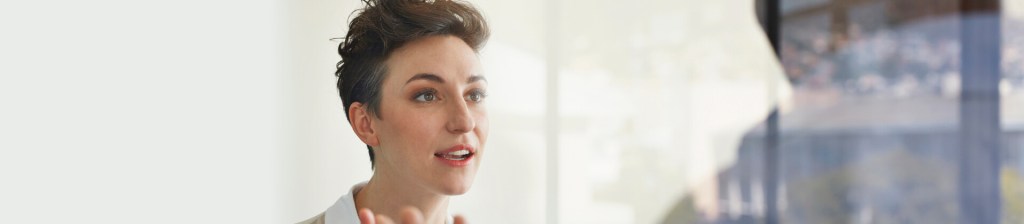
[335,0,490,169]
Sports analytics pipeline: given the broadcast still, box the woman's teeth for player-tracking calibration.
[435,149,472,160]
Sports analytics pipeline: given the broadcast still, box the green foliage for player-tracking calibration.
[1002,168,1024,224]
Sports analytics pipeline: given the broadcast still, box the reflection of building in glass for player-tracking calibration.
[727,101,1024,223]
[779,0,1024,99]
[663,100,1024,223]
[658,0,1024,223]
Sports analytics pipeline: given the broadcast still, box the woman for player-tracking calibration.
[300,0,489,223]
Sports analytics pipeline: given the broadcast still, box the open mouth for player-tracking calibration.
[434,149,474,161]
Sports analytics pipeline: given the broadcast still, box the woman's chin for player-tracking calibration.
[442,188,469,195]
[435,178,475,195]
[432,167,477,195]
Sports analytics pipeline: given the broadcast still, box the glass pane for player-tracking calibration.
[554,1,789,223]
[757,0,1018,223]
[777,0,963,222]
[1002,0,1024,223]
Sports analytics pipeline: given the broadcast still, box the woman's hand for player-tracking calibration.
[357,207,467,224]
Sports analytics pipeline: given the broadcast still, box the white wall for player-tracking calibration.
[0,0,285,223]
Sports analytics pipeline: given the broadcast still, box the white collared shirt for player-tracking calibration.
[324,182,453,224]
[323,182,363,224]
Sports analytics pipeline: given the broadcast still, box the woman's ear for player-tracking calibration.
[349,102,380,147]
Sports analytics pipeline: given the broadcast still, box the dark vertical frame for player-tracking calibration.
[958,0,1002,223]
[763,0,781,223]
[764,115,779,224]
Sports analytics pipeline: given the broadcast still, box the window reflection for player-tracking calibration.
[706,0,1024,223]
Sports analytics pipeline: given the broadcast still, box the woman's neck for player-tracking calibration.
[354,169,449,224]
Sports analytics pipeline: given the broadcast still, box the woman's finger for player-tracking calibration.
[453,215,467,224]
[358,208,376,224]
[375,214,395,224]
[399,206,425,224]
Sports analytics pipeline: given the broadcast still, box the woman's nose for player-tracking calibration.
[445,99,476,134]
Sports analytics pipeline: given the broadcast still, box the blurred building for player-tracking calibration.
[660,0,1024,223]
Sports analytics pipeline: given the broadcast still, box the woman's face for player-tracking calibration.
[372,35,488,195]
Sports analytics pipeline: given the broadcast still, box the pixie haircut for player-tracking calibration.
[335,0,489,168]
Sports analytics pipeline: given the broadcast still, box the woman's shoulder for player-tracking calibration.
[299,181,365,224]
[296,212,326,224]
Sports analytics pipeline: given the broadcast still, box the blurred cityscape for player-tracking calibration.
[662,0,1024,223]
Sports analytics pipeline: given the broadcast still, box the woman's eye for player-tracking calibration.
[466,90,487,103]
[414,90,437,102]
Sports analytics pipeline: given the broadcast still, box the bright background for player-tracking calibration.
[284,0,788,223]
[3,0,1022,223]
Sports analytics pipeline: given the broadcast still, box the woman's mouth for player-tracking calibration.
[434,149,473,160]
[434,144,476,166]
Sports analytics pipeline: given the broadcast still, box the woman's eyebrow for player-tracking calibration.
[406,73,445,84]
[467,75,486,84]
[405,73,487,84]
